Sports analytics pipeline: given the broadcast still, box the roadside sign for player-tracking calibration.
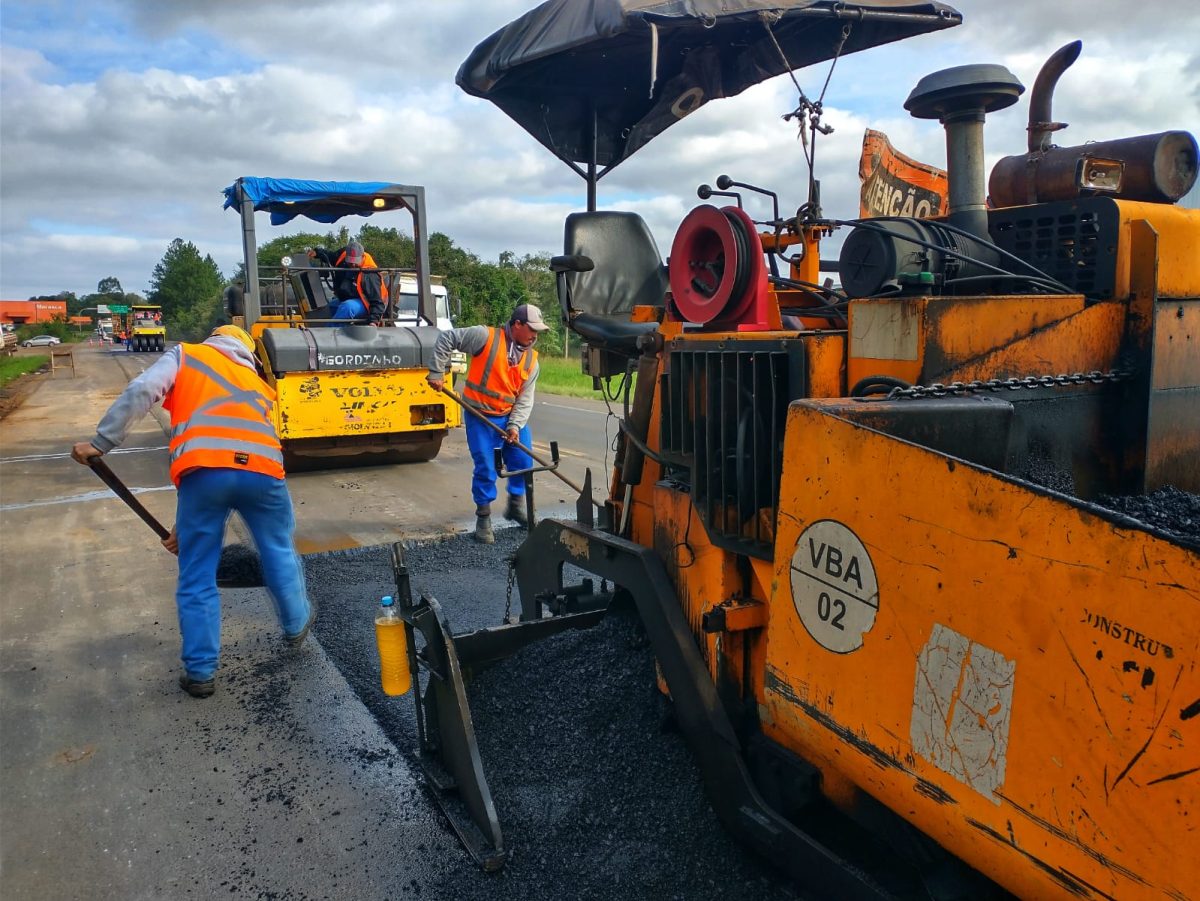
[107,305,130,313]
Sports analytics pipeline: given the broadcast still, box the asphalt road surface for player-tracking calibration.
[0,343,694,901]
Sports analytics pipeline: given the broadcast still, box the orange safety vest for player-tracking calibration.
[163,343,284,486]
[462,327,537,417]
[335,249,389,302]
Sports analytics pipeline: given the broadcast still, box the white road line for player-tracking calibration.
[530,441,588,459]
[1,484,174,512]
[538,400,606,414]
[0,446,168,465]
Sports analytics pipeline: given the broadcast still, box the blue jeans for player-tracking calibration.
[464,411,532,509]
[331,298,367,320]
[175,468,311,680]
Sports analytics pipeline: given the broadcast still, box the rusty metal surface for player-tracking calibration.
[990,131,1199,206]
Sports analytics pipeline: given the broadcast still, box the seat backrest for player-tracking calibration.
[562,212,667,318]
[287,254,332,313]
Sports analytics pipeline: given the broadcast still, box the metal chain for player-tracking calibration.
[503,557,517,625]
[885,369,1129,400]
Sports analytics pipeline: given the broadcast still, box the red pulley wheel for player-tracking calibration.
[669,204,763,325]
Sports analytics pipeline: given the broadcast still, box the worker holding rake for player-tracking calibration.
[72,324,314,699]
[426,303,549,543]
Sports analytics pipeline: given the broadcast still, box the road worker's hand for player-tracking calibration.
[506,427,519,445]
[71,442,103,465]
[426,375,444,392]
[162,526,179,556]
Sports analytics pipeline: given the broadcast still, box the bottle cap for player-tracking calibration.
[381,595,395,606]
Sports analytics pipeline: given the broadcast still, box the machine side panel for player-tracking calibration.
[1148,298,1200,491]
[762,400,1199,901]
[273,369,451,440]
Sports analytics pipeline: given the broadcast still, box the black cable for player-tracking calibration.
[851,374,913,397]
[835,217,1073,294]
[769,274,848,306]
[913,217,1075,293]
[673,492,696,569]
[943,274,1071,293]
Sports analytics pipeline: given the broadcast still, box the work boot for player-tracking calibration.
[285,603,317,649]
[179,674,216,699]
[474,515,495,544]
[504,494,529,527]
[474,505,494,544]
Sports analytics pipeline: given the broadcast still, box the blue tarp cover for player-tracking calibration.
[222,177,395,225]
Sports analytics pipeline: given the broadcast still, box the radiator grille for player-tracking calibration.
[660,340,805,559]
[989,197,1120,299]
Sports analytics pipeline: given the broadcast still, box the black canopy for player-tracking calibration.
[457,0,962,174]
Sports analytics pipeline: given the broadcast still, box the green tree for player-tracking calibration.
[356,225,415,269]
[147,239,225,341]
[97,276,124,298]
[452,263,530,328]
[500,251,565,355]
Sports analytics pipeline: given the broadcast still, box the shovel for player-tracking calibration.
[86,457,264,587]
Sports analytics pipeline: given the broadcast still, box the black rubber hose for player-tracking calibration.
[851,374,913,397]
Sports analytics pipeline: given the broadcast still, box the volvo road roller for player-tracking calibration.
[222,178,461,468]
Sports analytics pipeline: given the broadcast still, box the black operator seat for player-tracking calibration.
[552,211,666,356]
[286,253,339,323]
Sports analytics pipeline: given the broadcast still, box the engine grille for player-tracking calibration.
[989,196,1120,299]
[659,339,807,559]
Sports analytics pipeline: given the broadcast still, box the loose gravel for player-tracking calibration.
[307,526,801,901]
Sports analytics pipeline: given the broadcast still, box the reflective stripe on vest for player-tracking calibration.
[462,327,535,416]
[164,344,283,486]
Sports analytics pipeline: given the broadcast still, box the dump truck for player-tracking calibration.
[221,178,462,467]
[388,2,1200,898]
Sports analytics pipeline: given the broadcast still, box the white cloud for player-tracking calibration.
[1,0,1197,300]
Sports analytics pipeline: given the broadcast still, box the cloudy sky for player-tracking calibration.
[2,0,1198,301]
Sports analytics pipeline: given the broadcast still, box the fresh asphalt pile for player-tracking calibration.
[1017,456,1199,544]
[307,526,800,901]
[1098,486,1200,543]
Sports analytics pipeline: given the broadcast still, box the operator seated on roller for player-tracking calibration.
[425,303,549,544]
[308,240,387,323]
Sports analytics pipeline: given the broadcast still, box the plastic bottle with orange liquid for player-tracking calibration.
[374,595,410,696]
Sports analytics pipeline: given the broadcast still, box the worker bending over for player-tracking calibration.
[71,325,314,698]
[426,303,549,543]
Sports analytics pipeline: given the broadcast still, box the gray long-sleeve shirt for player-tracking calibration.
[91,337,261,453]
[429,324,539,429]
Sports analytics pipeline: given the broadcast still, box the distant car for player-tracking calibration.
[22,335,61,347]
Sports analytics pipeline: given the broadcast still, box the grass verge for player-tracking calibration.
[538,354,636,399]
[0,354,48,390]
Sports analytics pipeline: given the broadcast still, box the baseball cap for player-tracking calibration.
[344,241,365,265]
[512,303,550,332]
[211,324,256,353]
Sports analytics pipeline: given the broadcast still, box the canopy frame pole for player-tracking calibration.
[587,104,598,212]
[236,180,261,329]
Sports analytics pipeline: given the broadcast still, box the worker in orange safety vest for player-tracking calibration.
[425,303,550,543]
[71,324,314,698]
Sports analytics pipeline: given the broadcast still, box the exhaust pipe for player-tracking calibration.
[990,42,1199,206]
[1027,41,1082,153]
